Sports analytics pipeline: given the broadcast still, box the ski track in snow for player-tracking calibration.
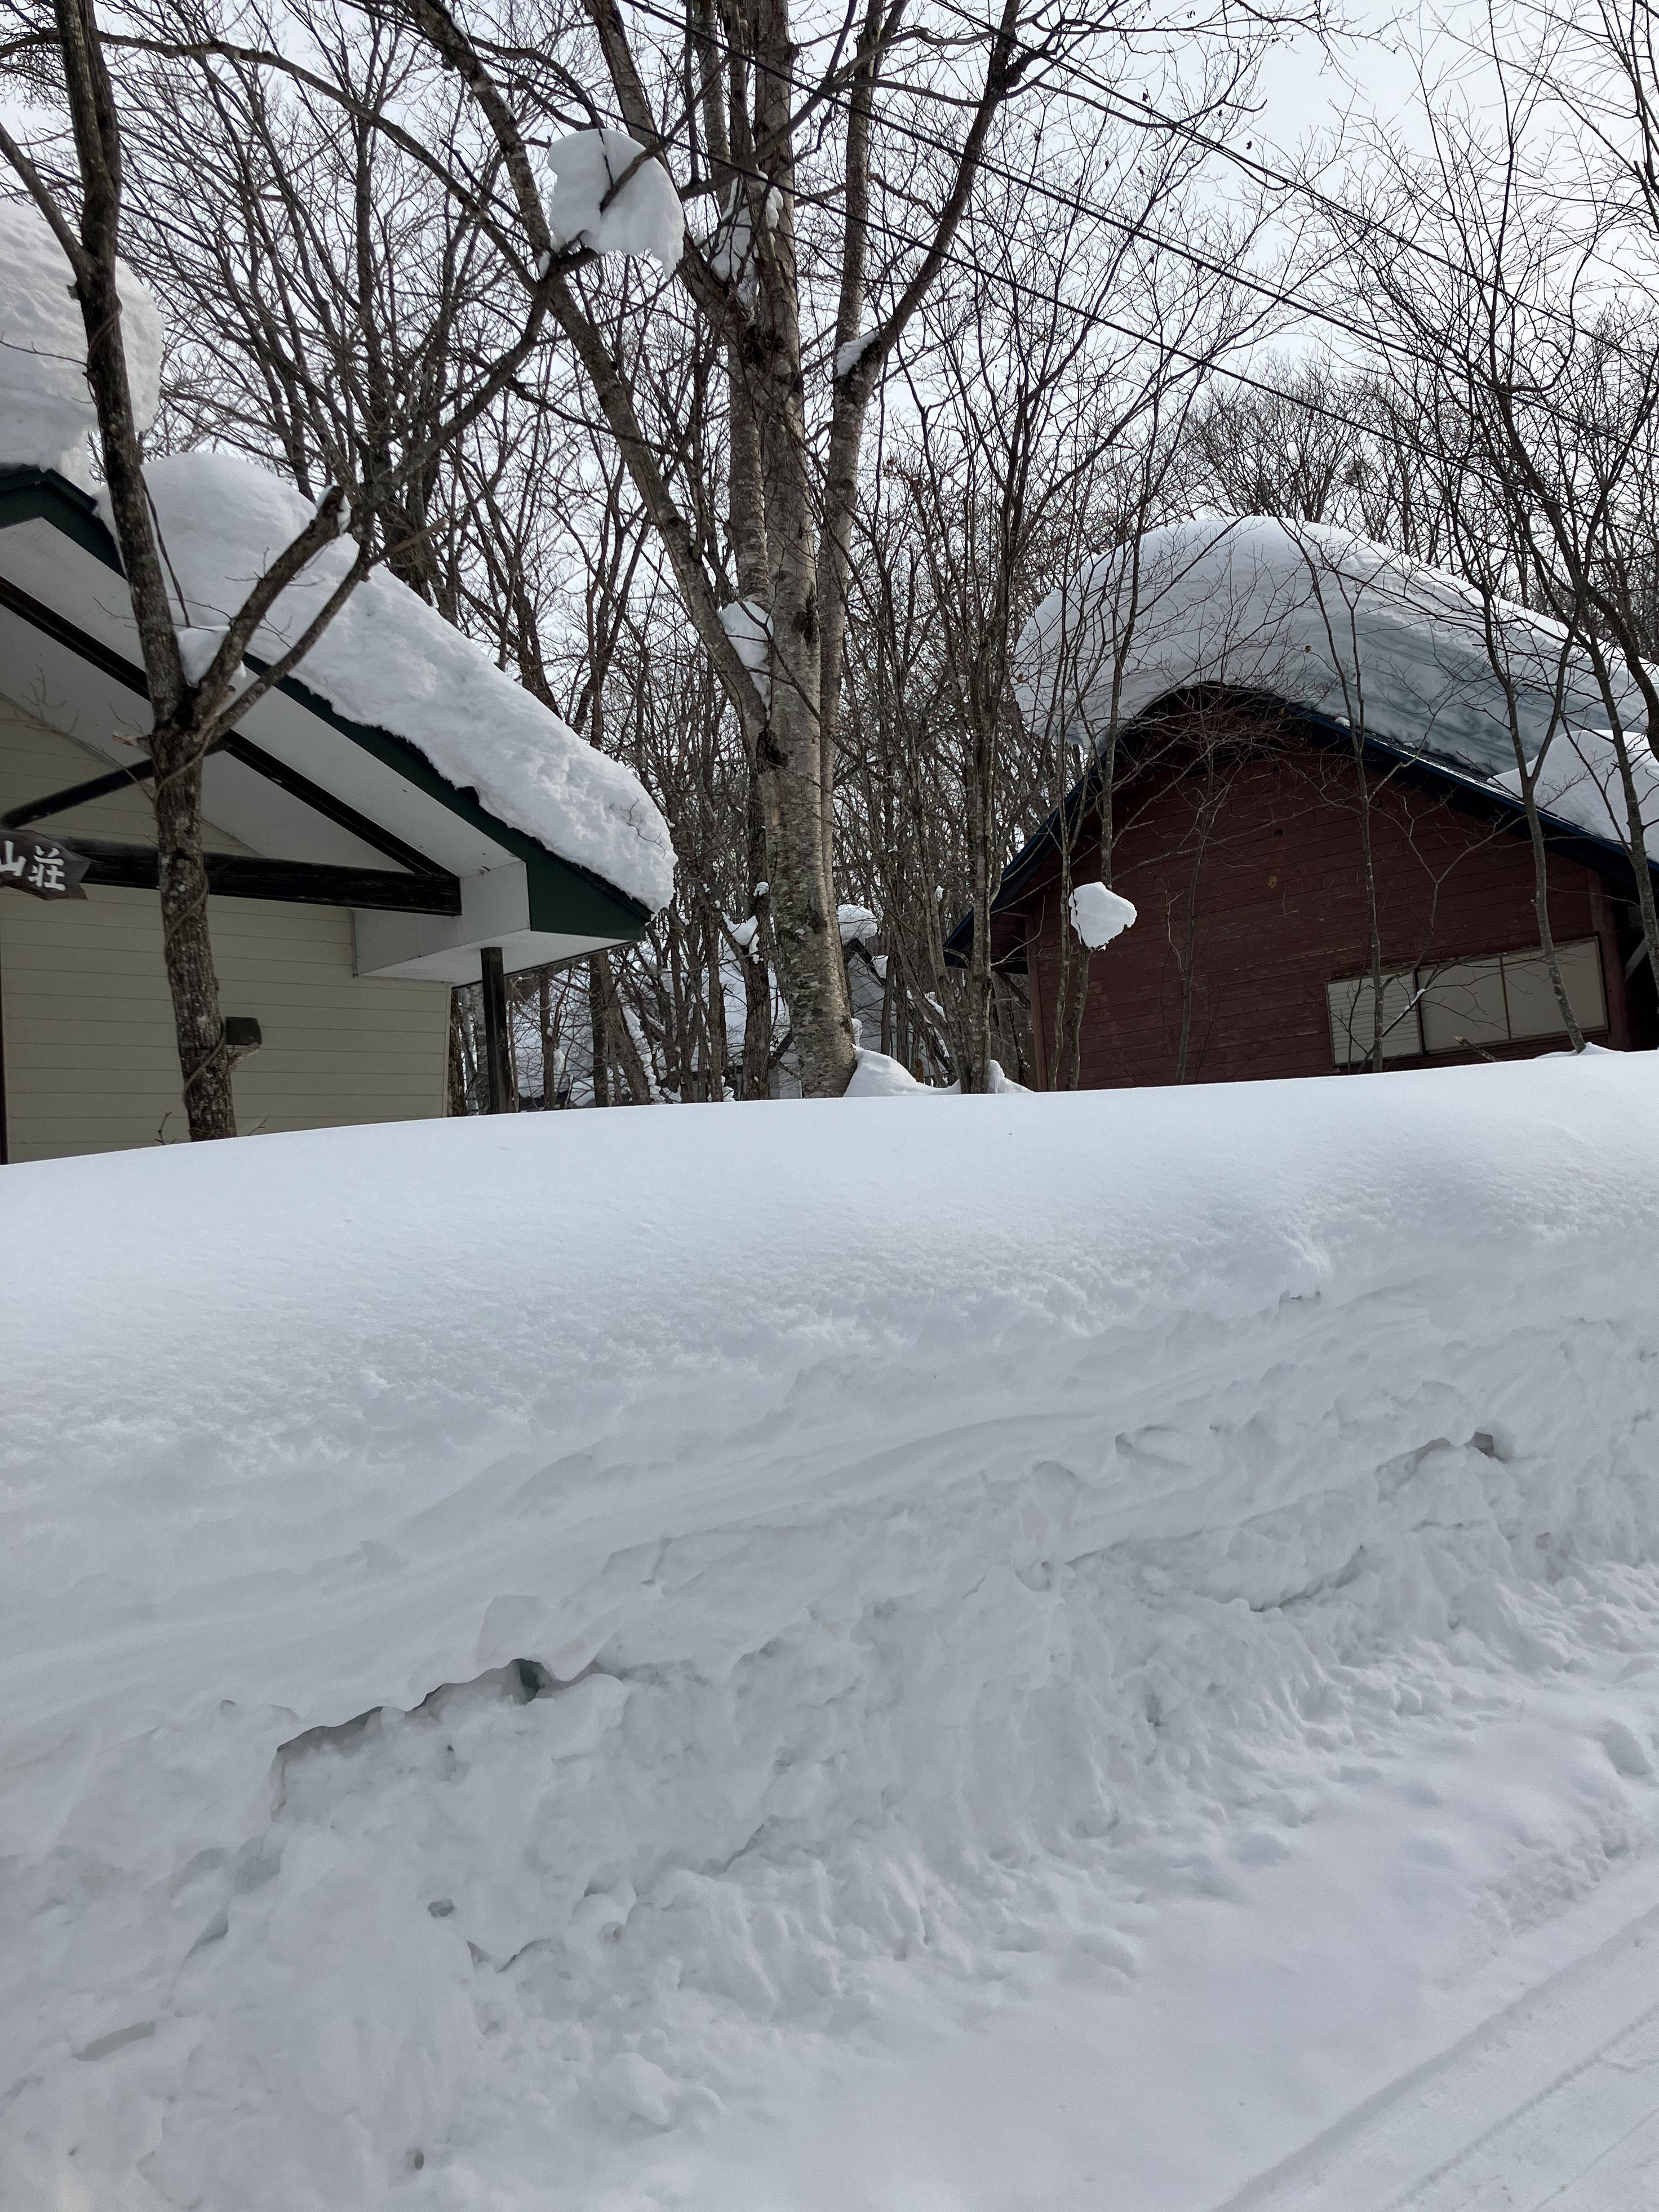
[5,1055,1659,2208]
[1220,1869,1659,2210]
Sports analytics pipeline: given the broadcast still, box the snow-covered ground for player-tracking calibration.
[6,1054,1659,2210]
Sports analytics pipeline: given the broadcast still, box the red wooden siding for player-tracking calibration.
[1014,723,1645,1091]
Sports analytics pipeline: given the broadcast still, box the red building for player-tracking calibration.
[953,521,1658,1089]
[955,689,1655,1090]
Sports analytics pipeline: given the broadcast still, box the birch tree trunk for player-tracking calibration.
[13,0,559,1134]
[53,0,236,1134]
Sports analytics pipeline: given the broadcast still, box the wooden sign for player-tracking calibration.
[0,832,89,900]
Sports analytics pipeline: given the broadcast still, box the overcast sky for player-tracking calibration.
[1249,0,1493,169]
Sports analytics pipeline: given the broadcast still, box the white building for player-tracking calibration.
[0,215,673,1163]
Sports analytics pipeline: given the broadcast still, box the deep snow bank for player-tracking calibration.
[5,1056,1659,2208]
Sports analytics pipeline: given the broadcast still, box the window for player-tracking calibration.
[1329,938,1607,1067]
[1327,969,1423,1065]
[1496,941,1607,1041]
[1417,960,1509,1052]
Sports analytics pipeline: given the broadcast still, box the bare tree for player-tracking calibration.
[1337,39,1659,1018]
[2,0,609,1134]
[45,0,1330,1119]
[352,0,1299,1094]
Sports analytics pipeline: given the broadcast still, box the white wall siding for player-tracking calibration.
[2,709,451,1161]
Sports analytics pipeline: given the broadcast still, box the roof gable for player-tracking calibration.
[0,468,662,971]
[946,686,1659,966]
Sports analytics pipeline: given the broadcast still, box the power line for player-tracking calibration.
[629,1,1636,441]
[1036,34,1647,355]
[559,1,1635,474]
[665,0,1627,358]
[637,0,1654,407]
[621,0,1400,359]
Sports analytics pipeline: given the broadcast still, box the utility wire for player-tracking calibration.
[604,0,1647,423]
[556,3,1636,474]
[641,0,1630,357]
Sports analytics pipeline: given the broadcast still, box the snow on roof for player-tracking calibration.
[105,451,675,913]
[0,197,162,486]
[0,199,671,910]
[1018,516,1659,856]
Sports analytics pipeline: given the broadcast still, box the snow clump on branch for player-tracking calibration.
[0,198,163,485]
[1068,881,1137,949]
[706,184,781,304]
[835,330,877,380]
[544,129,684,272]
[719,597,771,706]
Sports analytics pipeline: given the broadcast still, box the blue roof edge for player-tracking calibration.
[0,465,652,941]
[943,690,1659,967]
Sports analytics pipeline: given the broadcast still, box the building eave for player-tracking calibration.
[944,687,1659,967]
[0,467,653,970]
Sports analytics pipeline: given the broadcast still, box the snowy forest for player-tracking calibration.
[6,0,1653,1108]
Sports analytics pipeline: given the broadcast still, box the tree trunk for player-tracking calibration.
[612,988,654,1104]
[55,0,236,1136]
[738,0,857,1099]
[1519,780,1584,1050]
[447,988,468,1114]
[589,953,613,1107]
[152,744,236,1138]
[1174,857,1204,1083]
[537,970,557,1106]
[740,789,774,1098]
[964,717,993,1091]
[459,988,481,1111]
[1352,742,1387,1071]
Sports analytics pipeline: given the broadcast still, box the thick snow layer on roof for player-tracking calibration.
[6,1056,1659,2206]
[545,128,683,272]
[1019,516,1659,855]
[1494,716,1659,847]
[104,451,675,912]
[0,196,162,485]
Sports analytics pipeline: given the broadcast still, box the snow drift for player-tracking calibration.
[5,1055,1659,2207]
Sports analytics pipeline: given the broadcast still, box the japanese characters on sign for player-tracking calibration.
[0,831,89,900]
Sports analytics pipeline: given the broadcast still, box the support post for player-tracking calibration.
[480,944,516,1114]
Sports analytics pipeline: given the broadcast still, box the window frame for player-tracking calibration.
[1327,937,1608,1068]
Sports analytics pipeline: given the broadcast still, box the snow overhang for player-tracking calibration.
[0,469,653,984]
